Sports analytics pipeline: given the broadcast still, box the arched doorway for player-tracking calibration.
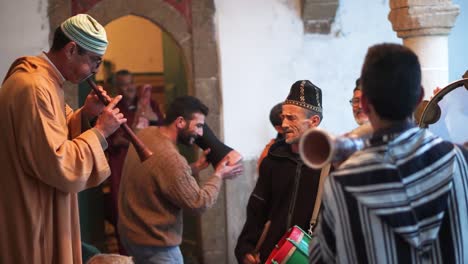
[48,0,228,263]
[94,14,197,259]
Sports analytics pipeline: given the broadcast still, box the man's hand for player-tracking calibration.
[243,253,260,264]
[94,95,127,138]
[223,150,243,166]
[82,85,112,120]
[190,148,211,175]
[214,157,244,180]
[429,86,442,101]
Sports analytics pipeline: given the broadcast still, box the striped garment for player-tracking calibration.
[309,127,468,264]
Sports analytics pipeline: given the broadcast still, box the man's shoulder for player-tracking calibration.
[261,154,282,168]
[5,57,55,88]
[267,140,293,158]
[6,56,48,75]
[457,144,468,162]
[332,147,383,178]
[334,129,454,176]
[1,73,52,108]
[261,145,313,176]
[139,127,176,150]
[147,129,187,160]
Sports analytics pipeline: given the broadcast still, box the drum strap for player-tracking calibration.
[308,163,331,236]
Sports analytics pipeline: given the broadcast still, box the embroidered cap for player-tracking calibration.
[61,14,108,55]
[284,80,322,113]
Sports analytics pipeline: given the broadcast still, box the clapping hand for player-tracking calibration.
[191,148,211,175]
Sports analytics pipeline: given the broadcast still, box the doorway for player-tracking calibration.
[78,14,199,263]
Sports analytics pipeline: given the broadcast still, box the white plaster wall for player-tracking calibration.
[0,0,49,80]
[0,0,463,149]
[215,0,401,159]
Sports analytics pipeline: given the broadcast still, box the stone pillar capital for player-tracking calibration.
[388,0,460,38]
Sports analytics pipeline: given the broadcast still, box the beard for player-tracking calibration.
[353,109,368,125]
[354,116,366,125]
[284,131,300,144]
[285,137,300,144]
[177,128,197,146]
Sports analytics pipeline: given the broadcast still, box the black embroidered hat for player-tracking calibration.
[284,80,322,113]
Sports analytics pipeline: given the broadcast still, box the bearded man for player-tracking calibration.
[118,96,243,264]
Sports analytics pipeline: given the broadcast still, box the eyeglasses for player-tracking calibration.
[81,51,103,69]
[88,54,103,68]
[349,98,361,106]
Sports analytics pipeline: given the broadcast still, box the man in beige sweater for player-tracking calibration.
[118,96,243,264]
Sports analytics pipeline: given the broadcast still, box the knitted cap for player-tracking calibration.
[284,80,322,113]
[61,14,108,55]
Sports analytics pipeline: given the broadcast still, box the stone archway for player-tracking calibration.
[48,0,222,142]
[48,0,194,96]
[48,0,227,263]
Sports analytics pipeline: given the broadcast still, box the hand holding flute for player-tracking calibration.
[85,79,153,161]
[93,95,127,137]
[81,82,125,135]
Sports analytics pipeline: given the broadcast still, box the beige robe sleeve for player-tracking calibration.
[16,73,110,193]
[67,105,108,149]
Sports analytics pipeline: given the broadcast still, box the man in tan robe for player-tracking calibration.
[0,14,126,263]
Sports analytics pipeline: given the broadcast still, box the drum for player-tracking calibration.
[265,225,310,264]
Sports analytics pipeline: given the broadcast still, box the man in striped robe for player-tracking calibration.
[309,43,468,264]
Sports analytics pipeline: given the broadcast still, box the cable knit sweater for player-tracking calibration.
[118,126,222,247]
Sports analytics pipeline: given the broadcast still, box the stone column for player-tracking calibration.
[388,0,459,99]
[191,1,229,263]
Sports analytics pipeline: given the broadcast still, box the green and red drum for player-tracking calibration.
[266,225,311,264]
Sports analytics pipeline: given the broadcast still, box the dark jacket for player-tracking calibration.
[235,139,322,263]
